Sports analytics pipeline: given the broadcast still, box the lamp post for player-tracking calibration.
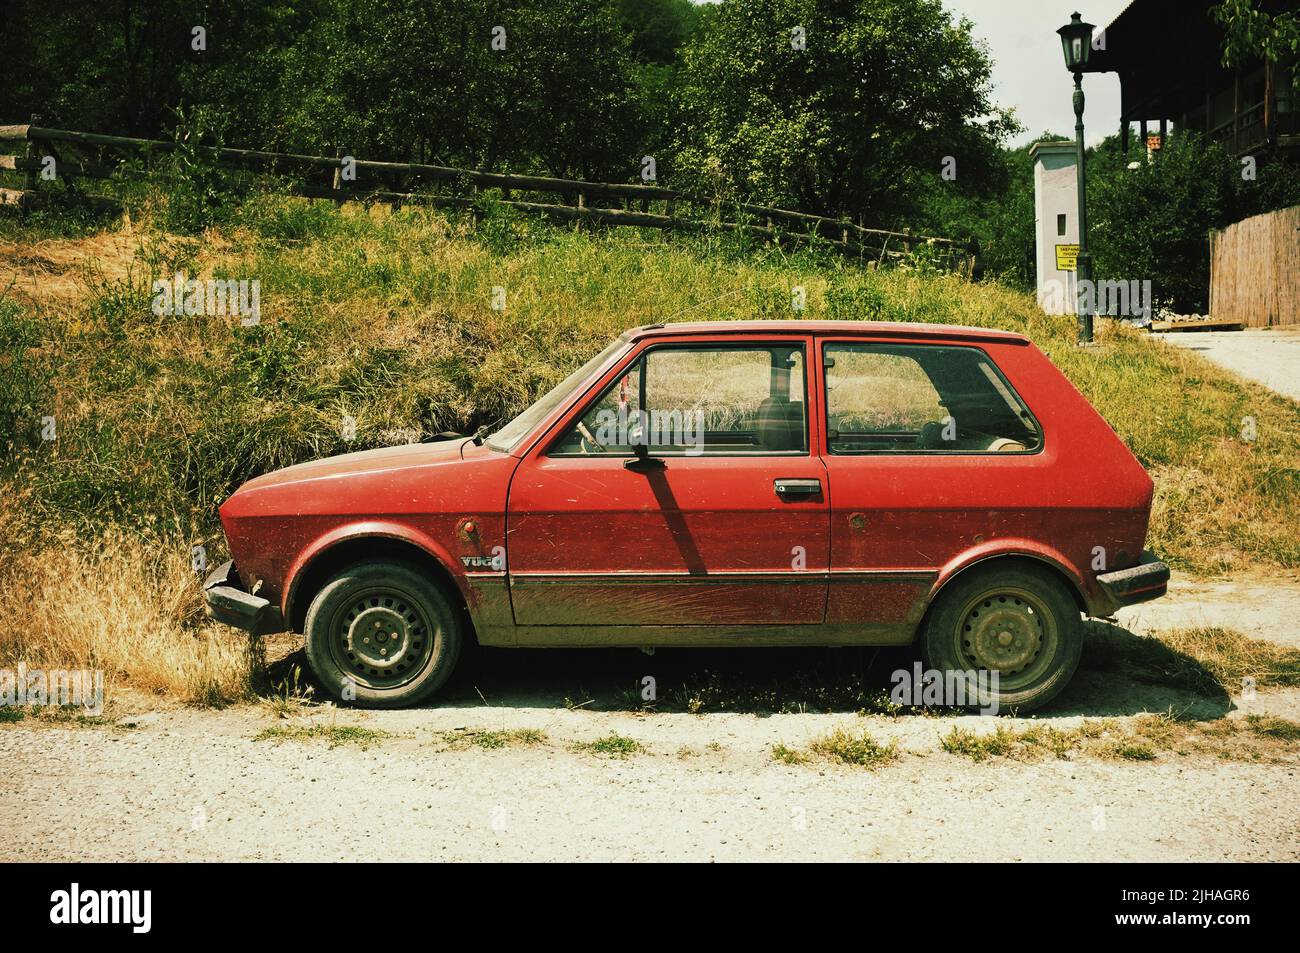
[1058,12,1096,345]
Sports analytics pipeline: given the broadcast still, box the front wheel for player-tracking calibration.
[303,561,462,708]
[919,564,1082,713]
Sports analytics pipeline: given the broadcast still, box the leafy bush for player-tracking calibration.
[152,107,238,234]
[1089,133,1300,314]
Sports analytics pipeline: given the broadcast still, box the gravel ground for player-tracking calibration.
[4,699,1298,862]
[1156,327,1300,403]
[5,577,1300,862]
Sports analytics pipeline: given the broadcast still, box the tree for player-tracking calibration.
[1081,125,1300,314]
[1214,0,1300,66]
[668,0,1018,224]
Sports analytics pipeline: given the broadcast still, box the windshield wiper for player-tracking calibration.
[471,424,493,445]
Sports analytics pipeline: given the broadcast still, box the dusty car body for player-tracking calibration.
[205,321,1169,709]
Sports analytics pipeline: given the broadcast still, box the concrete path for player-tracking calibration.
[1157,327,1300,402]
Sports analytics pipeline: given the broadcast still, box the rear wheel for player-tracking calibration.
[303,561,462,708]
[919,564,1082,713]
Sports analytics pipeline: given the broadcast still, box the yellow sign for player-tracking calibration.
[1055,244,1079,272]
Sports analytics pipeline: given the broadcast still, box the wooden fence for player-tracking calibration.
[0,119,977,275]
[1209,204,1300,327]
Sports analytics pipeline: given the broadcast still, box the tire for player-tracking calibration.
[303,560,462,708]
[919,563,1082,713]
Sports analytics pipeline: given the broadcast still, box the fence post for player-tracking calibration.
[331,148,344,205]
[22,114,41,198]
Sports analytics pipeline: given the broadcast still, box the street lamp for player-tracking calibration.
[1057,11,1096,344]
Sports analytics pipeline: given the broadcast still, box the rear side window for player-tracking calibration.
[823,343,1040,454]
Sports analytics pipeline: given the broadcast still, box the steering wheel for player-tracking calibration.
[576,421,608,454]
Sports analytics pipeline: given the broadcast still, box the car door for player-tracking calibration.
[506,336,829,627]
[815,336,1048,640]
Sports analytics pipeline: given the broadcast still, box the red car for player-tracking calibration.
[205,321,1168,710]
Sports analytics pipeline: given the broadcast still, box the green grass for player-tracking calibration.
[775,726,901,768]
[254,723,392,749]
[940,712,1300,764]
[5,185,1300,702]
[2,191,1299,575]
[571,732,644,758]
[442,727,549,750]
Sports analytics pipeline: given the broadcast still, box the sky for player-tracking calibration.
[943,0,1134,146]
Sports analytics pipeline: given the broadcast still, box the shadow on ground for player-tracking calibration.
[264,620,1232,720]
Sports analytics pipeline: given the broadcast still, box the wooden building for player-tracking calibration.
[1087,0,1298,156]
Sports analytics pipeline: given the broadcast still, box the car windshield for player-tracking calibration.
[485,333,632,452]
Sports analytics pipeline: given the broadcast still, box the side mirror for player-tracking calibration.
[623,437,664,472]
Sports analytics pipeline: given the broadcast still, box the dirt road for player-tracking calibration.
[5,577,1300,862]
[1158,327,1300,403]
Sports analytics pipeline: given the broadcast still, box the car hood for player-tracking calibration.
[237,439,472,493]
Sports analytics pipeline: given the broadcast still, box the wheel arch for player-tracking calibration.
[926,552,1088,622]
[285,532,469,636]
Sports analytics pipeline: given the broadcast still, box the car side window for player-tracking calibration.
[824,342,1041,454]
[552,344,809,456]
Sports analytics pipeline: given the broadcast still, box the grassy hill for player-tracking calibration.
[2,196,1298,701]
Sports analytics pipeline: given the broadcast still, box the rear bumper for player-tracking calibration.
[202,560,285,635]
[1095,552,1170,612]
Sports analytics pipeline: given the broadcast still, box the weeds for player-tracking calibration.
[261,665,315,719]
[940,712,1300,764]
[4,194,1300,704]
[254,723,391,749]
[774,726,900,768]
[441,727,548,750]
[571,732,644,758]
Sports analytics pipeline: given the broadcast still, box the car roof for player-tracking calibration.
[627,320,1030,346]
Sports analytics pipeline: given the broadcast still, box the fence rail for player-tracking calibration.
[0,120,978,274]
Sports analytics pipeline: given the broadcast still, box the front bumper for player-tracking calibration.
[202,560,285,635]
[1096,552,1170,611]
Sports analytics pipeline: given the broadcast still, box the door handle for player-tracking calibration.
[774,478,821,497]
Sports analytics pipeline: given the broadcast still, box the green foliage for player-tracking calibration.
[1214,0,1300,65]
[187,0,642,180]
[0,297,49,450]
[5,199,1300,572]
[1088,133,1300,313]
[1089,134,1237,314]
[616,0,700,64]
[669,0,1019,224]
[153,107,238,234]
[912,139,1046,291]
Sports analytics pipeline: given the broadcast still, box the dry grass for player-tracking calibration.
[1086,624,1300,696]
[774,725,901,768]
[0,498,256,706]
[3,195,1300,706]
[941,712,1300,764]
[1149,626,1300,690]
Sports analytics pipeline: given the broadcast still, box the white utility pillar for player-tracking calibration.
[1031,140,1080,315]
